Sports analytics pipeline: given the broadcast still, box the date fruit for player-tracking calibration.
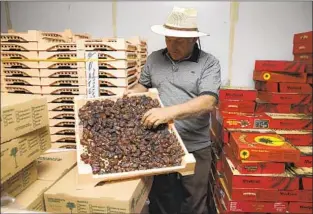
[78,95,184,175]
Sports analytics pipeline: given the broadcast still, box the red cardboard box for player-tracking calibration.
[307,74,313,84]
[289,167,312,190]
[293,42,313,54]
[295,146,312,168]
[257,91,312,104]
[279,83,312,93]
[224,143,285,174]
[219,87,257,101]
[306,64,313,73]
[254,81,278,92]
[229,132,300,162]
[255,60,306,73]
[288,202,313,214]
[217,111,271,129]
[223,157,299,190]
[218,100,255,113]
[215,176,288,213]
[294,54,313,64]
[255,102,291,113]
[299,190,313,202]
[222,128,275,144]
[275,130,312,147]
[253,71,307,83]
[294,31,313,44]
[265,113,312,130]
[290,104,313,114]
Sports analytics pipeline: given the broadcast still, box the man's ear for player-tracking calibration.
[192,37,199,44]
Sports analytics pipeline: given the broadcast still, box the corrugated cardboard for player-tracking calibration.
[1,94,49,143]
[0,207,47,213]
[1,126,51,184]
[44,166,153,214]
[13,180,53,212]
[1,161,38,197]
[37,143,77,182]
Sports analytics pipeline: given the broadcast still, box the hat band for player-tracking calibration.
[163,24,198,32]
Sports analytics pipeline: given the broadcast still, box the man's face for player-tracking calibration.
[165,36,198,61]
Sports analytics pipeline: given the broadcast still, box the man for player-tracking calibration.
[128,6,221,214]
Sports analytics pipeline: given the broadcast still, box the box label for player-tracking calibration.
[85,52,99,98]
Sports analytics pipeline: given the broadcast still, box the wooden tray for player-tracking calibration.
[77,51,137,60]
[0,85,41,94]
[39,69,83,78]
[40,77,85,86]
[39,61,83,69]
[98,75,137,87]
[74,89,196,186]
[49,119,75,127]
[41,86,86,95]
[48,111,75,120]
[76,38,137,52]
[1,42,38,51]
[45,95,76,103]
[1,51,38,60]
[98,87,127,96]
[48,103,74,111]
[51,135,76,143]
[37,42,76,51]
[71,33,92,42]
[50,126,75,135]
[77,60,137,69]
[2,61,39,69]
[1,30,70,43]
[38,51,78,60]
[1,68,40,77]
[2,76,41,86]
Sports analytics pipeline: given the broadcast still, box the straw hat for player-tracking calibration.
[151,6,209,38]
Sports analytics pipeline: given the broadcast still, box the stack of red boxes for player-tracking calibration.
[209,30,312,214]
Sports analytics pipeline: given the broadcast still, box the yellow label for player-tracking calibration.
[263,73,271,81]
[240,149,250,159]
[254,136,285,147]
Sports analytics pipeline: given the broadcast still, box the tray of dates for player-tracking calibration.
[74,89,196,186]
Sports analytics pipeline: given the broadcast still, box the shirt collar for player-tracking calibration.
[162,43,200,63]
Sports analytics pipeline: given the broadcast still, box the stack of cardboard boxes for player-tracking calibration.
[1,30,147,144]
[209,30,312,214]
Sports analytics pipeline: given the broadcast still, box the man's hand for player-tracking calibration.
[141,107,175,129]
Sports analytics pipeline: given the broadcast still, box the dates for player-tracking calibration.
[78,95,184,175]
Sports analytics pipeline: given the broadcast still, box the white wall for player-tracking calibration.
[231,1,312,87]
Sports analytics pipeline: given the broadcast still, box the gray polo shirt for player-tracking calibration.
[139,44,221,152]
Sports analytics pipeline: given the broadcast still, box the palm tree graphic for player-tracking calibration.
[10,147,18,168]
[66,202,76,214]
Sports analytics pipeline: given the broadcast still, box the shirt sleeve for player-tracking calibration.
[138,56,152,88]
[198,57,221,101]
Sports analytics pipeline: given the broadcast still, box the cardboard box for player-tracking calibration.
[288,202,313,214]
[37,143,77,182]
[290,167,313,190]
[44,167,153,214]
[254,81,278,92]
[279,83,312,93]
[253,71,307,83]
[13,180,54,212]
[1,126,51,184]
[307,64,313,73]
[265,113,312,130]
[222,157,299,191]
[294,31,313,44]
[1,161,38,197]
[275,130,312,146]
[223,143,285,174]
[295,146,312,168]
[218,100,255,113]
[1,94,49,143]
[299,190,313,202]
[215,177,288,213]
[307,74,313,84]
[229,132,300,162]
[218,87,257,101]
[254,60,306,73]
[257,91,312,104]
[255,102,291,113]
[293,42,313,54]
[0,207,47,213]
[294,53,313,64]
[290,104,313,114]
[221,128,275,144]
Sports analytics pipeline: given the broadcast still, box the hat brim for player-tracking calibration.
[151,25,209,38]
